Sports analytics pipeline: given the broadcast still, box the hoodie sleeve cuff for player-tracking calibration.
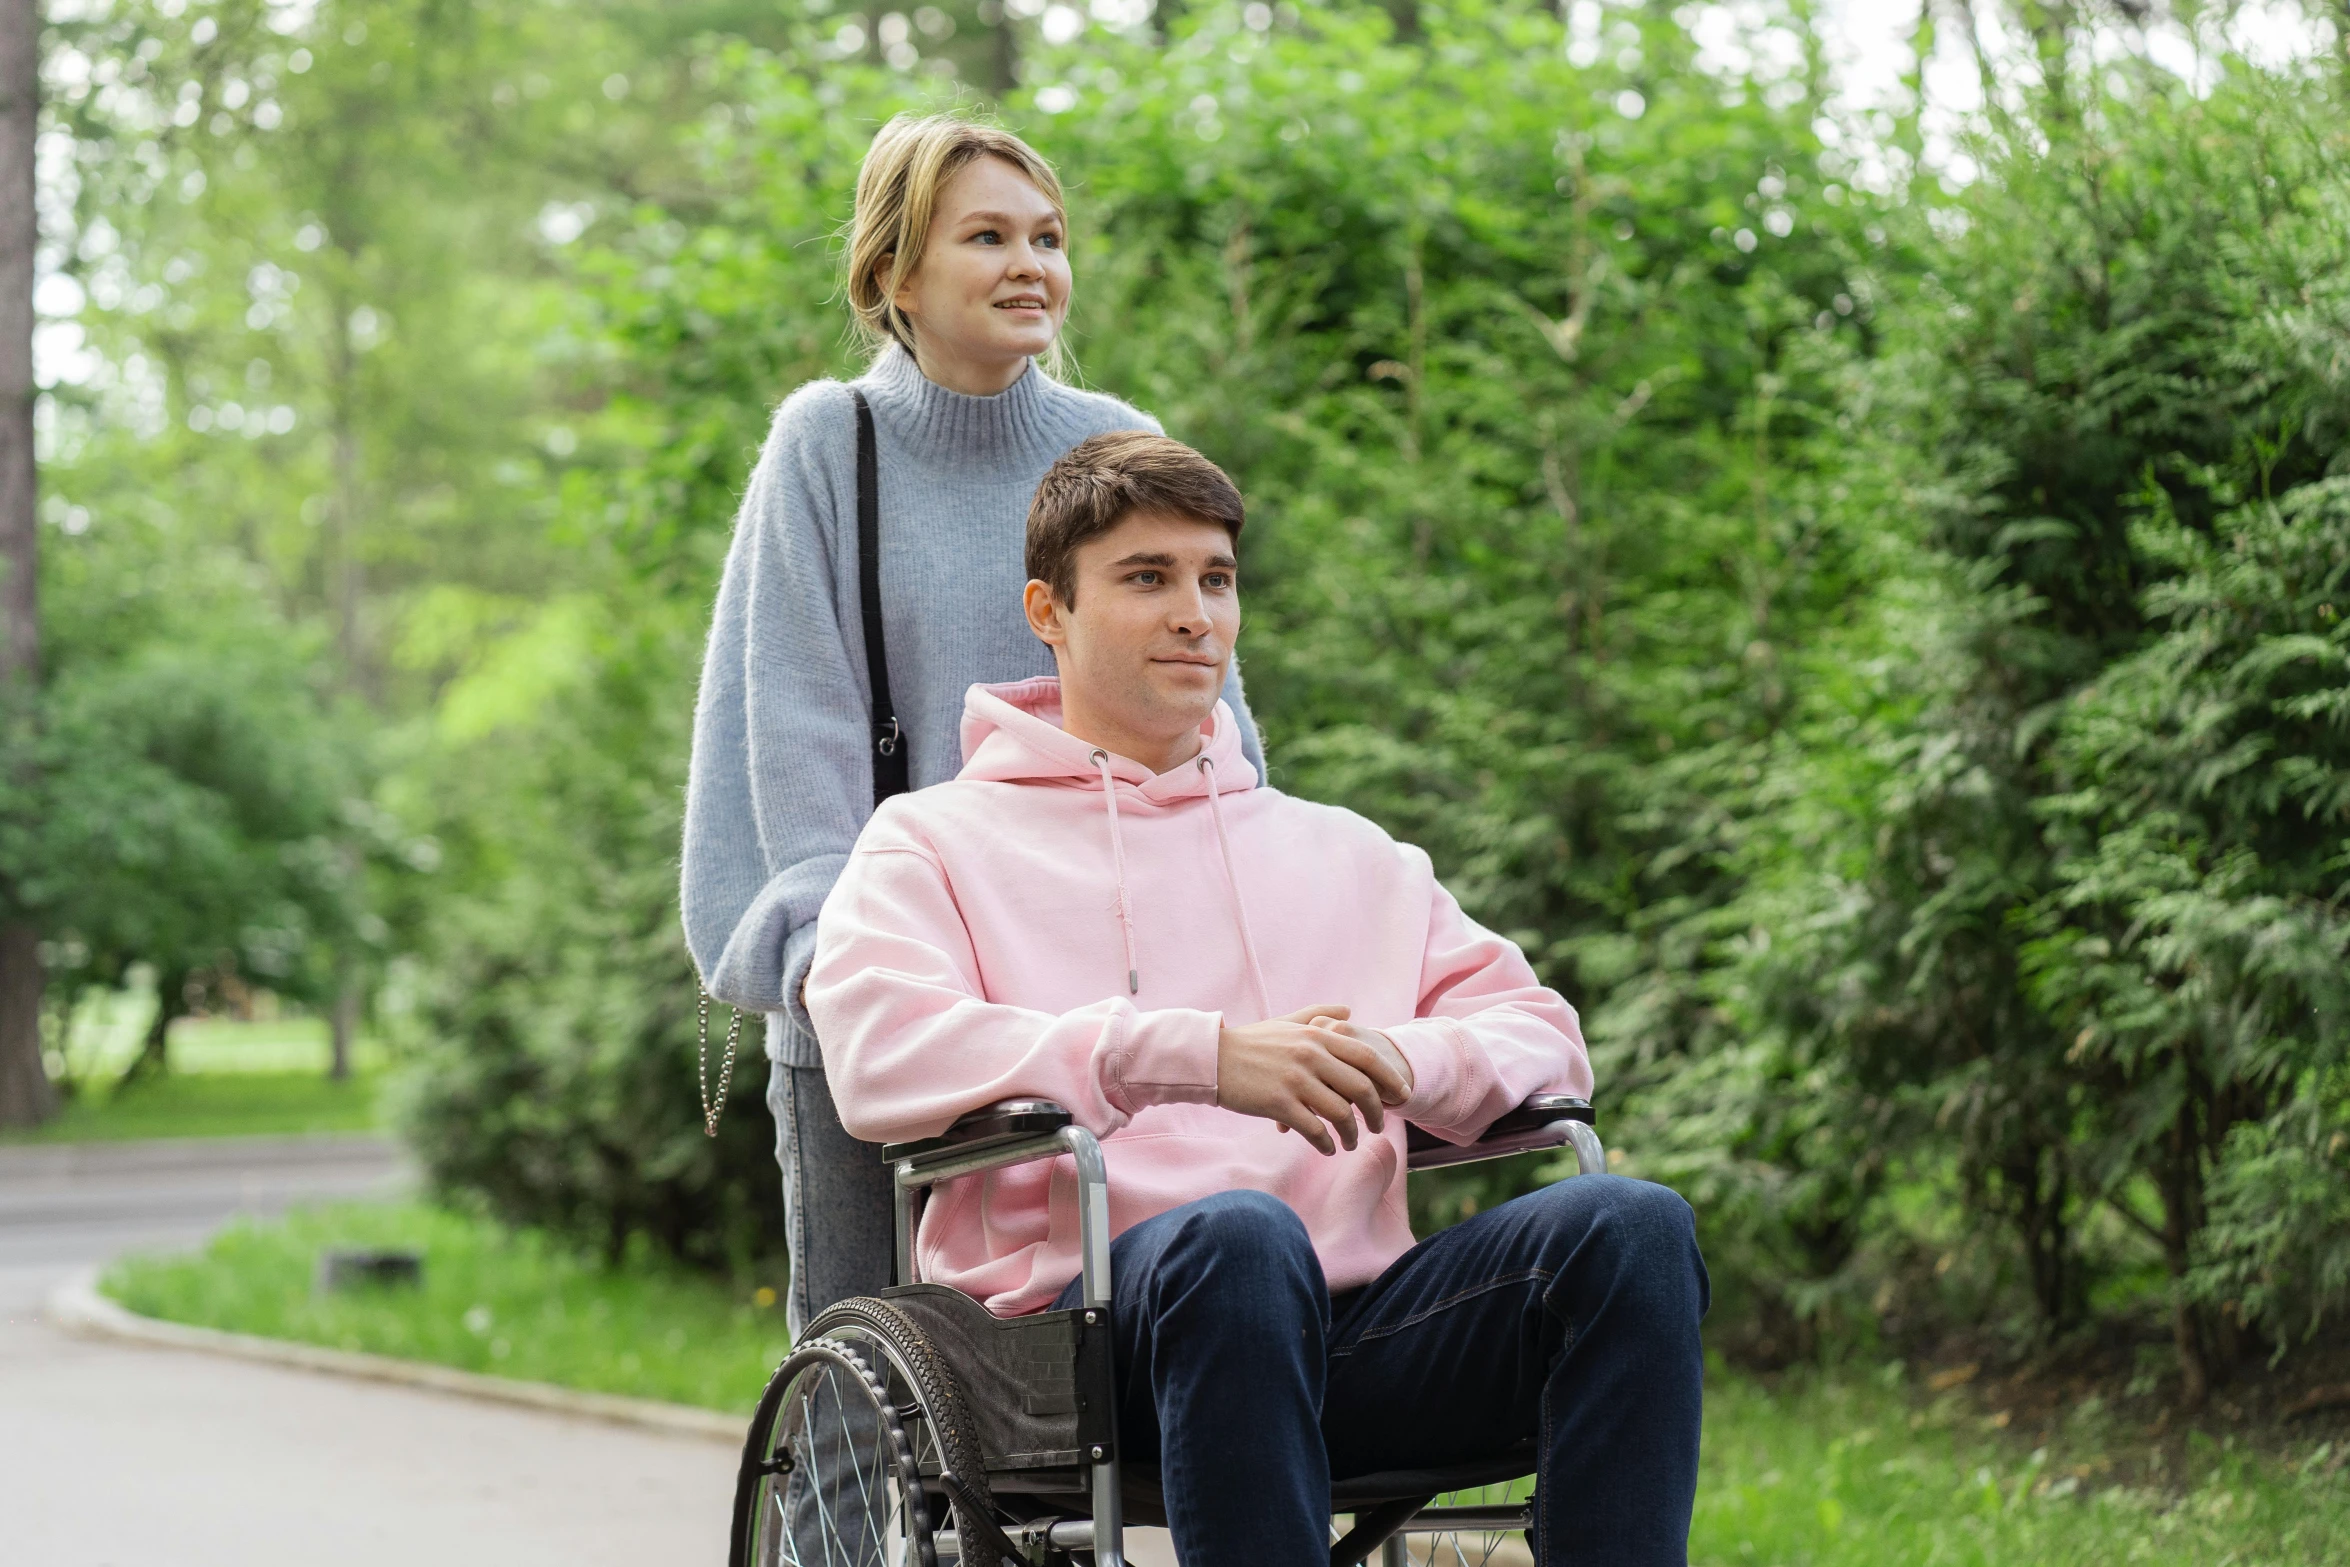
[1384,1018,1473,1129]
[1106,1007,1222,1115]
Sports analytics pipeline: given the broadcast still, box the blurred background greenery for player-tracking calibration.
[8,0,2350,1453]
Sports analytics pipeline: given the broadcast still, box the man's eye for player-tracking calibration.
[1205,573,1233,589]
[1132,571,1160,585]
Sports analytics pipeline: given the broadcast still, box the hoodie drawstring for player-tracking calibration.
[1091,749,1141,995]
[1199,755,1275,1021]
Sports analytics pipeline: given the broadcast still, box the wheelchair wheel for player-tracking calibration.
[1383,1480,1535,1567]
[730,1298,1005,1567]
[1388,1531,1533,1567]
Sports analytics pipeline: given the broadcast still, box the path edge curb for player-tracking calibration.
[46,1268,744,1445]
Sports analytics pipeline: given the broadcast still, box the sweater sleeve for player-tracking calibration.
[1220,662,1269,781]
[806,839,1223,1144]
[1383,853,1594,1144]
[680,386,866,1046]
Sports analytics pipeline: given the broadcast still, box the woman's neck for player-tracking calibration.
[909,337,1034,397]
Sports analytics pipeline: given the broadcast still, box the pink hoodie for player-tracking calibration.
[807,677,1592,1316]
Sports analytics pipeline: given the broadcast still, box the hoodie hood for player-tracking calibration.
[956,677,1266,1008]
[959,677,1258,797]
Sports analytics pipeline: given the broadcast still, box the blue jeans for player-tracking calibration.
[1052,1178,1709,1567]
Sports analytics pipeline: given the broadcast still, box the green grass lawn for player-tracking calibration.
[1692,1371,2347,1566]
[103,1202,791,1415]
[6,1003,394,1144]
[4,1069,386,1143]
[103,1201,2349,1565]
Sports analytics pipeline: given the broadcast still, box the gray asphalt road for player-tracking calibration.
[0,1133,733,1566]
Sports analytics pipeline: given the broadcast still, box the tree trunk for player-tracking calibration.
[117,968,189,1090]
[0,0,32,688]
[0,0,50,1128]
[2159,1100,2215,1407]
[0,924,49,1126]
[986,7,1018,96]
[330,972,359,1082]
[326,281,368,693]
[2009,1138,2080,1333]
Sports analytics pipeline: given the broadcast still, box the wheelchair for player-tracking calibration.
[729,1093,1605,1567]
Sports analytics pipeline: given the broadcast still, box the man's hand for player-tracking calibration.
[1315,1016,1414,1105]
[1216,1004,1412,1155]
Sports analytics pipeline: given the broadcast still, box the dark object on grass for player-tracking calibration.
[316,1247,424,1294]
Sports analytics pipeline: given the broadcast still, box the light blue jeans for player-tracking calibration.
[768,1059,898,1337]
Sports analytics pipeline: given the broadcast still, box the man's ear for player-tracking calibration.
[1023,579,1067,649]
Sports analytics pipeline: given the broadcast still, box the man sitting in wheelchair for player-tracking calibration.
[807,432,1708,1566]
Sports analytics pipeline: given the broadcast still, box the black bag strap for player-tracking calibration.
[851,388,910,807]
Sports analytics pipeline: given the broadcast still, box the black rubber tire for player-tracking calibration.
[801,1296,1005,1567]
[730,1335,934,1567]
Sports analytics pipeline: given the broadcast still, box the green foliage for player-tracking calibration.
[2193,1071,2350,1355]
[37,0,2350,1404]
[4,505,367,1037]
[389,584,785,1270]
[1709,45,2350,1376]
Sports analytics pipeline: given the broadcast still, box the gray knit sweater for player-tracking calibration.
[681,344,1265,1066]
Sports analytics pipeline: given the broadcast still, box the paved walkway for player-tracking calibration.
[0,1134,733,1566]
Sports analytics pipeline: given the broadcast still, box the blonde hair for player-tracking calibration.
[845,113,1070,372]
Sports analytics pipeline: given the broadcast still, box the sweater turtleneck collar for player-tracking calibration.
[855,341,1072,469]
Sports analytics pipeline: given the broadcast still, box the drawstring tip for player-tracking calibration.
[1128,969,1139,995]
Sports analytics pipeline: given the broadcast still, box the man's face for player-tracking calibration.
[1025,510,1240,747]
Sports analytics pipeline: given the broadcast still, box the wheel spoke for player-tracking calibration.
[740,1337,937,1567]
[810,1368,859,1567]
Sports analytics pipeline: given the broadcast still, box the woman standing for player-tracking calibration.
[682,114,1264,1335]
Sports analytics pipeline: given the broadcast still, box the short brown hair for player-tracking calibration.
[1026,433,1246,605]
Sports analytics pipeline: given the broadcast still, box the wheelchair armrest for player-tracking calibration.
[882,1099,1076,1183]
[1405,1094,1597,1172]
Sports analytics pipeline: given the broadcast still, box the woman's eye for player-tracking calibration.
[1038,232,1062,250]
[972,229,1002,245]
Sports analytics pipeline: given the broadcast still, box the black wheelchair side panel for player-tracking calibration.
[870,1283,1119,1475]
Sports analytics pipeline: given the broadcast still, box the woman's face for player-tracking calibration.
[890,155,1071,390]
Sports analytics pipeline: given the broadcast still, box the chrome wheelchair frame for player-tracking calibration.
[731,1094,1604,1567]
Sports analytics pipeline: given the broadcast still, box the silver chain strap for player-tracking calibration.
[697,985,745,1137]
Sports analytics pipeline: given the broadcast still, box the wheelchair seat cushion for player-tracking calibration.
[1329,1449,1535,1504]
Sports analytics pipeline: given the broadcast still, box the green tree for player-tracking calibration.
[1729,28,2350,1394]
[394,0,1916,1274]
[21,517,370,1080]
